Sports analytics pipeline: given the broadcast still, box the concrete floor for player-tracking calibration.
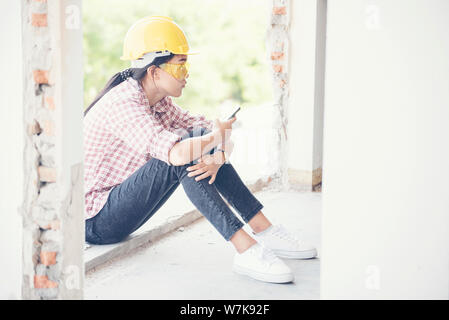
[85,189,321,300]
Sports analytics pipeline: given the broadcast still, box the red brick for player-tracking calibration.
[273,6,287,15]
[38,166,57,182]
[31,13,47,27]
[34,275,58,288]
[271,52,284,60]
[43,220,60,230]
[40,251,57,266]
[42,120,55,136]
[33,70,49,84]
[273,65,283,73]
[44,96,55,110]
[280,79,287,88]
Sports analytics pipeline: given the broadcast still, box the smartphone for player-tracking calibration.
[227,106,241,120]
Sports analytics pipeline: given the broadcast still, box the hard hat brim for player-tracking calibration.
[121,49,200,61]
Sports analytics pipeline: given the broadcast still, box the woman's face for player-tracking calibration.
[155,54,189,97]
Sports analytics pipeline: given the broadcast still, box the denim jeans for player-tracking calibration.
[85,127,264,245]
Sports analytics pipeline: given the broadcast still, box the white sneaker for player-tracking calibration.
[232,243,294,283]
[253,224,317,259]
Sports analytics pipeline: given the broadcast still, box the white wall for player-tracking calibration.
[59,0,85,298]
[321,0,449,299]
[288,0,318,172]
[287,0,326,187]
[312,0,326,170]
[0,0,24,299]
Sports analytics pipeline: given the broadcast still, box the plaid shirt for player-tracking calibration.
[83,77,213,219]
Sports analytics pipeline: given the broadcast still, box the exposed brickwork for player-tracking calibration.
[279,79,287,88]
[21,0,85,300]
[33,70,49,84]
[273,6,287,15]
[34,275,58,288]
[22,0,64,300]
[31,13,47,27]
[43,220,60,230]
[271,51,284,60]
[42,119,55,136]
[273,65,283,73]
[44,96,55,110]
[268,0,290,186]
[40,251,57,266]
[38,166,57,182]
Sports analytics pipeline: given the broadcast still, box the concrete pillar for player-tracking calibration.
[321,0,449,299]
[20,0,84,299]
[51,0,85,300]
[286,0,326,191]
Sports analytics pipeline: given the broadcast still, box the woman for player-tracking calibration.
[84,16,317,284]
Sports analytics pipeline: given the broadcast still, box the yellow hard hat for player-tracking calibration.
[121,16,198,67]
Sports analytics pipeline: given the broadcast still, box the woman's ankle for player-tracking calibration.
[230,229,257,254]
[247,212,273,234]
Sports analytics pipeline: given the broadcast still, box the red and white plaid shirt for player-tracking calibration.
[83,77,213,219]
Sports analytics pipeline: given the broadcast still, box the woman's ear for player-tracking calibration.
[146,65,160,81]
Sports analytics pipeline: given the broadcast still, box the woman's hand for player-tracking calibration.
[213,117,237,144]
[186,151,226,184]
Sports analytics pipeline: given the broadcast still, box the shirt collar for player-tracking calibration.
[129,78,168,114]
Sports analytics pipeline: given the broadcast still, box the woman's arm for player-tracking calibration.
[168,117,236,166]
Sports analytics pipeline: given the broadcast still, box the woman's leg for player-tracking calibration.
[213,162,272,233]
[85,127,204,244]
[85,127,257,246]
[179,128,272,252]
[85,156,182,244]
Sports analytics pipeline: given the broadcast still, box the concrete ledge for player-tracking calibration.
[84,175,274,273]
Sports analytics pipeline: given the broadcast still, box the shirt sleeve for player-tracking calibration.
[168,97,214,132]
[107,101,182,165]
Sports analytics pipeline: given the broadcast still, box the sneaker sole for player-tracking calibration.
[232,264,294,284]
[272,248,318,260]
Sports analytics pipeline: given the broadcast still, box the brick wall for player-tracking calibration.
[267,0,290,187]
[21,0,84,300]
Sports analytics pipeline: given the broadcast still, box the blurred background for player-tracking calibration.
[83,0,273,119]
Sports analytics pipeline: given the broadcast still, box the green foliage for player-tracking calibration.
[83,0,273,118]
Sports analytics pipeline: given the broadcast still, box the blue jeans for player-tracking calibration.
[85,127,264,245]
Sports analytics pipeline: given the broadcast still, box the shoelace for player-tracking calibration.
[253,246,278,267]
[272,225,301,244]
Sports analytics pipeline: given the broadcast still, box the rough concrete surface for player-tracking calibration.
[85,190,321,300]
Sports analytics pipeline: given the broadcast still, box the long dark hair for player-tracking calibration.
[84,53,175,117]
